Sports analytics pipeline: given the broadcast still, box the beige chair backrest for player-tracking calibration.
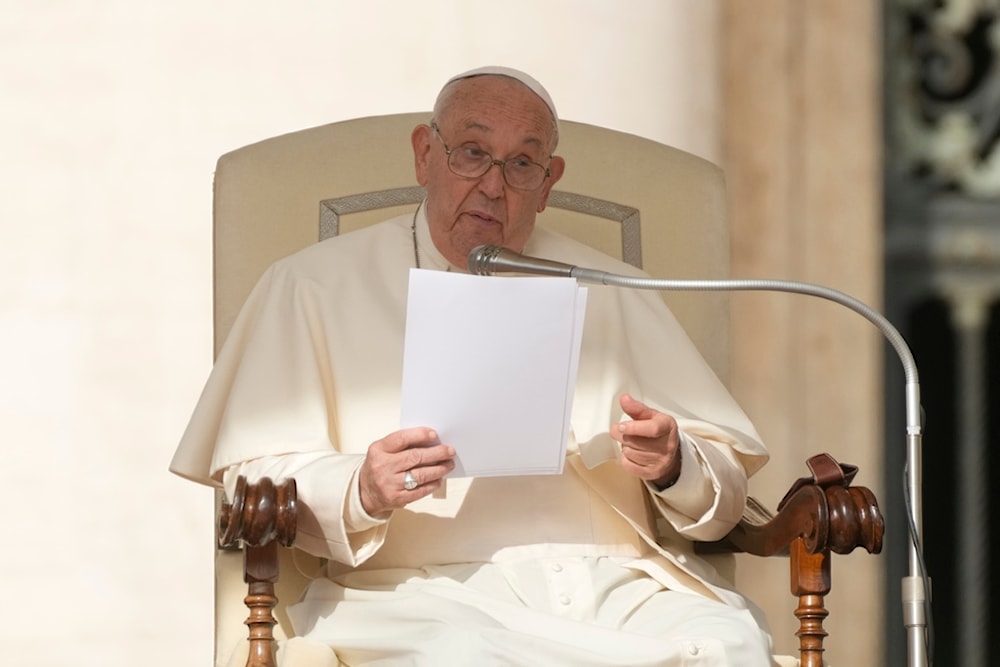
[211,112,732,666]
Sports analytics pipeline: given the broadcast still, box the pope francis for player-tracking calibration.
[171,66,775,666]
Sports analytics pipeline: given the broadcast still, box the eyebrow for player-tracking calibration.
[458,120,547,152]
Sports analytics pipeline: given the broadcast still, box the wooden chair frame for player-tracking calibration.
[220,452,882,667]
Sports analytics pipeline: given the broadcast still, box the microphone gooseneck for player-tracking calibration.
[469,247,918,390]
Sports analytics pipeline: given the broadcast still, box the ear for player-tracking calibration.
[536,155,565,213]
[411,124,433,186]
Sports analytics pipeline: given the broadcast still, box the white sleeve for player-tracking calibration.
[222,451,389,566]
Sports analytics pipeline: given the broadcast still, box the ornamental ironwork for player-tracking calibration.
[887,0,1000,197]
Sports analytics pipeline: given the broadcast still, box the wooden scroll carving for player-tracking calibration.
[699,452,884,667]
[218,476,298,667]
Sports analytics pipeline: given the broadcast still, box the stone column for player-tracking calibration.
[721,2,884,664]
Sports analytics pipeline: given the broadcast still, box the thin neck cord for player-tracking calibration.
[411,202,450,271]
[411,204,421,269]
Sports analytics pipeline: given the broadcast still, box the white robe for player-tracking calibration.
[171,205,773,665]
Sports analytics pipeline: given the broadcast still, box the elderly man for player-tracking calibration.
[172,66,774,665]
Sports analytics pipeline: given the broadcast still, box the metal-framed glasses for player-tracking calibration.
[431,122,551,191]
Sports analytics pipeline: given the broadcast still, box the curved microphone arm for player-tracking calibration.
[576,272,930,667]
[469,245,930,667]
[582,271,918,391]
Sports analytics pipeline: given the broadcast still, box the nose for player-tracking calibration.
[477,160,506,198]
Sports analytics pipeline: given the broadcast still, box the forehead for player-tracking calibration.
[438,76,556,149]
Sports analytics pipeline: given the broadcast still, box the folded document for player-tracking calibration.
[400,269,588,477]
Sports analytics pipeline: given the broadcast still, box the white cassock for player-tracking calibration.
[171,204,774,666]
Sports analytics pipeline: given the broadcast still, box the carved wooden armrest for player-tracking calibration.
[219,476,298,667]
[697,452,884,667]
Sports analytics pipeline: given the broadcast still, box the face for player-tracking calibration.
[411,76,566,268]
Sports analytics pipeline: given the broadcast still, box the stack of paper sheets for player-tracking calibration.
[400,269,588,478]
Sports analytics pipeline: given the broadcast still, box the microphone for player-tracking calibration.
[468,245,574,277]
[468,245,611,283]
[468,244,929,667]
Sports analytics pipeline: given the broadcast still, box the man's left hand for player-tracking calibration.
[611,393,682,488]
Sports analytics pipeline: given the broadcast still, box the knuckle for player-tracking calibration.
[405,447,426,467]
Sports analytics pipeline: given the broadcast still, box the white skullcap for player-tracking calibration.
[444,66,559,123]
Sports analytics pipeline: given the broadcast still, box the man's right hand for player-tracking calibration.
[358,427,456,517]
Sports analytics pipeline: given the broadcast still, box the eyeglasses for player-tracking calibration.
[430,122,551,191]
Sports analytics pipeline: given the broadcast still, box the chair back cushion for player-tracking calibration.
[213,113,730,377]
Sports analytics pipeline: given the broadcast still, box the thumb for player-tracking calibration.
[620,393,654,420]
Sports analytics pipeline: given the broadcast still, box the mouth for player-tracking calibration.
[463,210,501,225]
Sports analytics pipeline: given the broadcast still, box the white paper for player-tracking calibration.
[400,269,588,478]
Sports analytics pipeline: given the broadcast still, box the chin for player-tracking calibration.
[458,232,501,255]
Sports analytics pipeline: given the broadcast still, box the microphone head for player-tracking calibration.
[468,245,577,277]
[468,245,503,275]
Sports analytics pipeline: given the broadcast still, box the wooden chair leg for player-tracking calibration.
[219,476,298,667]
[244,541,280,667]
[790,538,831,667]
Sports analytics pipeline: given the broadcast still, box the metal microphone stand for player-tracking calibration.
[565,267,930,667]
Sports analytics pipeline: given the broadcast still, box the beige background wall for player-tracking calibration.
[723,3,885,662]
[1,1,882,665]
